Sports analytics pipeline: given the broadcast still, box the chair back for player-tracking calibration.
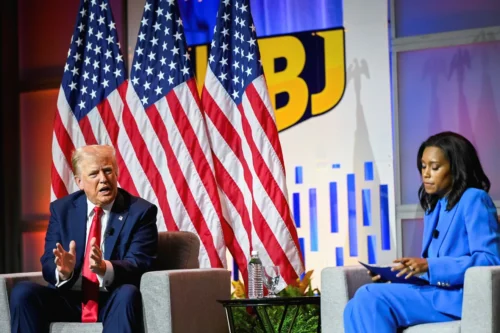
[152,231,200,271]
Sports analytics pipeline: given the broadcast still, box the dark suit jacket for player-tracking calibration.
[40,188,158,291]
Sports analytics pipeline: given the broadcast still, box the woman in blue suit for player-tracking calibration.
[344,131,500,332]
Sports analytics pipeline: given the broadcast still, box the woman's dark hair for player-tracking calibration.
[417,131,490,212]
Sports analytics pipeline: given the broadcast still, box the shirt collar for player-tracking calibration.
[86,199,115,218]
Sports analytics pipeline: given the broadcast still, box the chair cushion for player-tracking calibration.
[50,322,103,333]
[152,231,200,271]
[403,320,461,333]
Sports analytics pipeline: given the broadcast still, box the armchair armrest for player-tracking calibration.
[321,266,372,333]
[461,266,500,333]
[0,272,45,332]
[141,268,230,333]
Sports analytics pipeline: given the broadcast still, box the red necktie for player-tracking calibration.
[82,206,103,323]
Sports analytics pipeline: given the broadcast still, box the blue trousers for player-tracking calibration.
[10,281,144,333]
[344,283,458,332]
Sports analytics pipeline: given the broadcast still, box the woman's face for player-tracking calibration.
[420,146,453,197]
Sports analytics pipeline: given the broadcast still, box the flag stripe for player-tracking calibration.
[202,113,253,252]
[202,84,254,240]
[78,116,98,145]
[51,162,69,199]
[53,110,77,173]
[217,186,250,276]
[171,80,228,263]
[203,72,299,284]
[238,98,303,279]
[212,155,253,246]
[122,85,180,234]
[241,86,302,254]
[245,80,286,171]
[116,82,175,232]
[147,92,223,267]
[201,91,257,279]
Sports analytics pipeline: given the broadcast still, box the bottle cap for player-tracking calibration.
[251,250,258,256]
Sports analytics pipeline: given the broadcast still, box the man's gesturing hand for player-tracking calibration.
[53,241,76,281]
[89,237,107,276]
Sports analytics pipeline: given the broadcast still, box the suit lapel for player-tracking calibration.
[72,195,88,270]
[421,203,440,258]
[104,190,129,260]
[433,201,459,255]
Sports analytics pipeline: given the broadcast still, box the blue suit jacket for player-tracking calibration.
[40,188,158,291]
[420,188,500,317]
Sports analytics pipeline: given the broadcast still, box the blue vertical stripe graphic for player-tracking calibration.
[332,163,341,169]
[299,237,305,279]
[293,192,301,228]
[309,188,318,251]
[295,166,303,184]
[232,258,239,281]
[380,185,391,250]
[336,247,344,266]
[347,174,358,256]
[364,162,374,181]
[367,235,377,264]
[329,182,338,233]
[362,189,372,226]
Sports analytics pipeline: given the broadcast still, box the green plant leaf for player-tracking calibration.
[229,271,320,331]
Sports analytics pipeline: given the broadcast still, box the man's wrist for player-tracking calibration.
[58,270,72,281]
[97,261,107,277]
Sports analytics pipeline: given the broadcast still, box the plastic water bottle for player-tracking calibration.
[248,250,263,299]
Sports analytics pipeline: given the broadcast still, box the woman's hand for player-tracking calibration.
[367,270,390,283]
[392,257,428,279]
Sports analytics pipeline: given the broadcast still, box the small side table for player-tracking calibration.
[217,296,321,333]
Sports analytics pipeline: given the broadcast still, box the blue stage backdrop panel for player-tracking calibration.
[299,237,306,270]
[329,182,338,233]
[362,189,372,226]
[336,247,344,267]
[178,0,343,45]
[347,174,358,256]
[309,188,319,252]
[380,184,391,250]
[295,166,303,184]
[364,161,374,181]
[293,192,301,228]
[367,235,377,264]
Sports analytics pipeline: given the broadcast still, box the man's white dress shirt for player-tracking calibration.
[55,199,115,290]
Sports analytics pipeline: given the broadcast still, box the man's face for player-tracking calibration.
[74,155,118,207]
[420,146,453,197]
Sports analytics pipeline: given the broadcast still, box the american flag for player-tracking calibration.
[127,0,228,267]
[201,0,304,288]
[52,0,128,199]
[52,0,228,268]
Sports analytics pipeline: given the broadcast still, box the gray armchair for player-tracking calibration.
[0,231,230,333]
[321,265,500,333]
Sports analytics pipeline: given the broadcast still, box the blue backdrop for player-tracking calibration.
[178,0,343,45]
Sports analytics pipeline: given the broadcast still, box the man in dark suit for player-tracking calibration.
[10,145,158,333]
